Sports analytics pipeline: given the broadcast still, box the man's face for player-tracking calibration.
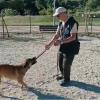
[56,12,67,21]
[56,13,63,19]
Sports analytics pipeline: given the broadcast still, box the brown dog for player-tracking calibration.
[0,57,37,88]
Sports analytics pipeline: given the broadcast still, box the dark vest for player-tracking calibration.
[59,16,80,55]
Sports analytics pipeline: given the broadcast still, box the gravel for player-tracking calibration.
[0,34,100,100]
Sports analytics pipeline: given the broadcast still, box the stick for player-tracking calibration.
[36,49,46,59]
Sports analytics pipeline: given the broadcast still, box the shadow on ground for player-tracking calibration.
[7,36,45,42]
[0,95,21,100]
[62,80,100,93]
[28,86,69,100]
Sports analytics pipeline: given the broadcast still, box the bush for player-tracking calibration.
[39,9,47,15]
[46,7,53,15]
[2,9,18,16]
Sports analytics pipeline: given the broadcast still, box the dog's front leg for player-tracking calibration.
[21,82,27,89]
[18,79,27,89]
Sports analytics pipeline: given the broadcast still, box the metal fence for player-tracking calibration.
[0,15,100,38]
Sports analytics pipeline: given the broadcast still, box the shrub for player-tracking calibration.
[2,9,18,16]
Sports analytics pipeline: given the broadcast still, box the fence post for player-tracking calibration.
[1,15,5,38]
[29,11,32,34]
[1,10,9,38]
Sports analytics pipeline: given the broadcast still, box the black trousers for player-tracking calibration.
[58,52,75,81]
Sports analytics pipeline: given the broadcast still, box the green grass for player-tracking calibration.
[0,15,100,26]
[0,15,56,26]
[75,16,100,26]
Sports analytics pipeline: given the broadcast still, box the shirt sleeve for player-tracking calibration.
[70,23,78,33]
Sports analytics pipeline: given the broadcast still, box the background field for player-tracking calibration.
[0,15,100,26]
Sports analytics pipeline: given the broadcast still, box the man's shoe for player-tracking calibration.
[56,76,63,80]
[60,80,70,86]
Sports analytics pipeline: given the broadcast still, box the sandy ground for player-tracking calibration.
[0,26,100,33]
[0,33,100,100]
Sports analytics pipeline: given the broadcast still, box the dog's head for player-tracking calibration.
[24,57,37,69]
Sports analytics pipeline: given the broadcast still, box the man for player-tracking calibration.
[45,7,80,86]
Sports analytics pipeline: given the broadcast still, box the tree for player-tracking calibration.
[0,0,9,12]
[35,0,49,15]
[86,0,100,10]
[24,0,38,15]
[4,0,24,15]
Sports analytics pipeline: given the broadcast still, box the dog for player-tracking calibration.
[0,57,37,88]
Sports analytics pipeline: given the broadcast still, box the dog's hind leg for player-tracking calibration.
[0,76,2,96]
[0,76,1,84]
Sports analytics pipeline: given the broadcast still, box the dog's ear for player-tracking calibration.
[23,59,29,68]
[24,58,32,67]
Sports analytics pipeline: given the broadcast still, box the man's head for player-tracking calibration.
[53,7,68,21]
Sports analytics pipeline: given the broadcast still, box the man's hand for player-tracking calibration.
[45,44,51,50]
[54,39,61,46]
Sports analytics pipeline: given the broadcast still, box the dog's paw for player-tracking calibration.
[21,85,28,91]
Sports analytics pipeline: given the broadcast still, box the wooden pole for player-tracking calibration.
[1,15,4,38]
[53,0,56,25]
[29,11,31,34]
[1,10,9,38]
[2,16,9,37]
[90,17,93,33]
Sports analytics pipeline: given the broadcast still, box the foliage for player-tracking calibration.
[46,7,53,15]
[1,8,18,16]
[86,0,100,10]
[39,8,47,15]
[7,0,24,15]
[24,0,38,15]
[0,0,100,15]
